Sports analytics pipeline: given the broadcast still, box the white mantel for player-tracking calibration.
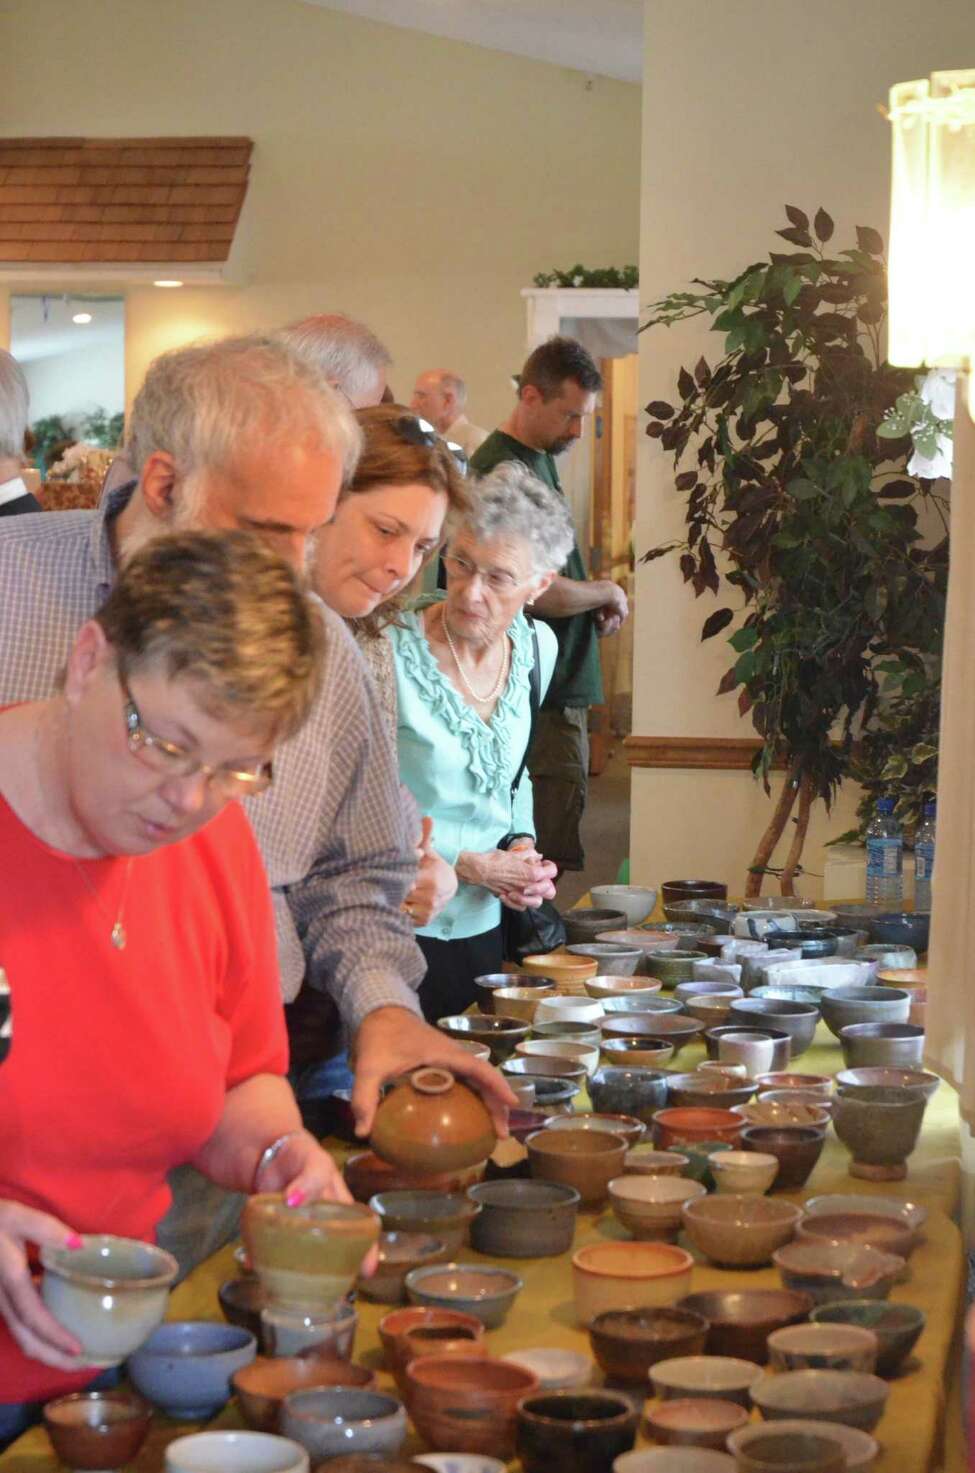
[521,287,640,351]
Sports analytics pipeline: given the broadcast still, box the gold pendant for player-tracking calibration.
[111,922,127,951]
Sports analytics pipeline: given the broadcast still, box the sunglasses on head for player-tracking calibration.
[391,415,468,475]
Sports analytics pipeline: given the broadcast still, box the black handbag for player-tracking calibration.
[499,621,566,963]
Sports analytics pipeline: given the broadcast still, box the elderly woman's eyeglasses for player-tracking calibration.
[392,415,469,475]
[119,669,273,798]
[442,552,524,594]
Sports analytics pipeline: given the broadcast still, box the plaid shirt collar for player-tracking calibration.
[87,482,137,600]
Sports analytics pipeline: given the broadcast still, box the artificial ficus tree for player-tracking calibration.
[641,206,947,896]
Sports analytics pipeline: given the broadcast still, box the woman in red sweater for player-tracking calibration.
[0,530,349,1436]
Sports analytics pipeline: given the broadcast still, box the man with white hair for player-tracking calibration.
[0,332,512,1270]
[411,369,488,458]
[279,312,391,409]
[0,350,40,517]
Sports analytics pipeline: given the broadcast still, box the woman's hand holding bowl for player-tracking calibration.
[0,1200,84,1370]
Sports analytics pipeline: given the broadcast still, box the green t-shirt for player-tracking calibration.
[469,430,603,708]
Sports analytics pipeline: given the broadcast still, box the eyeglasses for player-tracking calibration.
[391,415,469,476]
[119,668,273,798]
[442,552,526,594]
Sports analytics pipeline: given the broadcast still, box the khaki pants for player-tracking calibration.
[527,705,589,871]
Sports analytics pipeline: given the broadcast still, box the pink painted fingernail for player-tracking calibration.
[286,1190,305,1208]
[66,1233,83,1250]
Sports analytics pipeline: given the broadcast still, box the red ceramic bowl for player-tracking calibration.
[651,1107,744,1151]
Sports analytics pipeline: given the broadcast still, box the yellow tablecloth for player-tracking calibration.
[1,1022,962,1473]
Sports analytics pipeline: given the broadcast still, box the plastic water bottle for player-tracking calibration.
[865,797,903,906]
[914,799,936,912]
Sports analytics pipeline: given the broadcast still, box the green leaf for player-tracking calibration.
[729,625,759,653]
[881,754,909,780]
[782,272,803,307]
[734,649,758,683]
[787,478,821,500]
[910,742,938,764]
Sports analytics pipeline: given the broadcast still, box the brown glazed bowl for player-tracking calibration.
[664,1072,755,1111]
[343,1150,484,1204]
[681,1194,802,1268]
[541,1111,646,1148]
[370,1067,497,1174]
[601,1013,705,1055]
[756,1073,832,1098]
[675,1288,813,1364]
[651,1107,744,1151]
[355,1231,448,1304]
[403,1355,538,1457]
[588,1305,709,1383]
[42,1391,151,1471]
[525,1127,628,1207]
[739,1125,827,1190]
[516,1389,639,1472]
[662,880,729,905]
[377,1305,485,1380]
[435,1013,530,1063]
[231,1354,375,1431]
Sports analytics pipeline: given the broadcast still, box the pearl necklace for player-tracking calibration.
[443,616,510,704]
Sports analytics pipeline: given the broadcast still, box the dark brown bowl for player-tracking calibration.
[662,880,729,905]
[42,1391,151,1470]
[601,1012,704,1053]
[740,1125,827,1190]
[218,1275,267,1338]
[404,1354,538,1457]
[516,1389,639,1473]
[474,972,557,1013]
[676,1288,813,1364]
[588,1305,709,1383]
[232,1354,375,1431]
[665,1071,755,1111]
[436,1013,530,1062]
[343,1150,486,1204]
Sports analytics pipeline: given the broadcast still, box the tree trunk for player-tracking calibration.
[779,772,814,896]
[745,758,802,898]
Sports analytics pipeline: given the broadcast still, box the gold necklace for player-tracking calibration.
[73,857,135,950]
[442,615,509,703]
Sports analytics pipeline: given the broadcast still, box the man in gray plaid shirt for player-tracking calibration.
[0,333,512,1269]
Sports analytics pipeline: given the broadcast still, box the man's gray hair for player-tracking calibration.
[0,350,29,460]
[279,313,391,406]
[125,334,362,482]
[439,371,467,409]
[465,461,576,574]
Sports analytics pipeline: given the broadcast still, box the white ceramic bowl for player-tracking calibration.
[413,1457,508,1473]
[710,1150,779,1195]
[607,1175,707,1240]
[165,1432,309,1472]
[585,975,664,1001]
[649,1355,762,1408]
[516,1038,601,1077]
[501,1346,593,1389]
[41,1235,178,1369]
[802,1194,927,1238]
[614,1452,735,1473]
[534,996,605,1027]
[590,885,658,925]
[766,1322,879,1374]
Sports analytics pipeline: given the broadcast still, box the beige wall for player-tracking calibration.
[0,0,641,426]
[631,0,972,899]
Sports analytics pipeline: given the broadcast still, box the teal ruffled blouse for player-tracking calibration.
[387,594,558,941]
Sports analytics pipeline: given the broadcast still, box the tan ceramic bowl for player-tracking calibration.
[525,1127,627,1207]
[607,1175,707,1240]
[681,1193,802,1268]
[585,975,664,1001]
[571,1241,694,1326]
[522,951,598,994]
[491,986,555,1022]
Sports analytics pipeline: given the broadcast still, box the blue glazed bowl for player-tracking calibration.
[865,912,930,953]
[126,1320,257,1419]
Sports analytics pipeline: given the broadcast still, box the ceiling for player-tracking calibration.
[10,294,125,362]
[299,0,644,84]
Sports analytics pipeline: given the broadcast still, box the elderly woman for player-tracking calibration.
[0,531,349,1438]
[385,461,575,1021]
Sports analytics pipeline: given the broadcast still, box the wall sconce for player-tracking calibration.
[887,68,975,418]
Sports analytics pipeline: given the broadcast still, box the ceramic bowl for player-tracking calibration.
[732,1100,830,1130]
[436,1013,530,1062]
[492,985,555,1022]
[600,993,684,1015]
[163,1431,309,1472]
[727,1419,878,1472]
[675,979,744,1002]
[586,974,664,1001]
[280,1387,407,1462]
[684,997,746,1028]
[602,1013,704,1055]
[564,907,628,943]
[232,1355,376,1431]
[696,1061,749,1081]
[474,971,555,1012]
[749,1368,889,1431]
[532,1019,604,1044]
[219,1276,268,1339]
[534,995,606,1027]
[864,911,930,951]
[623,1145,690,1177]
[355,1232,447,1304]
[773,1241,903,1304]
[662,880,728,905]
[838,1022,926,1070]
[508,1106,560,1142]
[738,1125,826,1190]
[837,1064,938,1097]
[404,1355,538,1457]
[796,1212,915,1260]
[368,1190,481,1257]
[858,943,918,969]
[705,1026,791,1073]
[615,1453,735,1473]
[571,1241,694,1326]
[727,998,820,1058]
[260,1300,357,1360]
[645,1397,749,1449]
[832,1085,927,1178]
[589,1066,672,1122]
[522,950,599,993]
[398,1321,485,1382]
[126,1321,257,1419]
[802,1193,926,1240]
[42,1390,151,1471]
[40,1235,178,1369]
[467,1178,580,1257]
[810,1299,926,1376]
[756,1073,832,1098]
[243,1196,380,1312]
[509,1079,537,1107]
[601,1037,677,1069]
[646,950,710,987]
[766,1323,878,1374]
[607,1174,707,1240]
[663,1072,755,1111]
[525,1126,628,1206]
[680,1194,801,1268]
[675,1288,812,1365]
[543,1111,646,1147]
[503,1054,588,1084]
[501,1346,594,1389]
[820,986,911,1039]
[450,1038,493,1063]
[673,1141,733,1188]
[521,1075,582,1112]
[710,1150,779,1195]
[404,1262,523,1327]
[588,1304,708,1383]
[376,1305,484,1379]
[342,1150,485,1204]
[567,942,644,976]
[517,1038,601,1076]
[516,1389,639,1473]
[726,1424,858,1473]
[761,1089,834,1115]
[590,884,659,924]
[651,1106,744,1151]
[649,1354,762,1408]
[413,1458,507,1473]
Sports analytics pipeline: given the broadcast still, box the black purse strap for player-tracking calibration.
[509,617,541,804]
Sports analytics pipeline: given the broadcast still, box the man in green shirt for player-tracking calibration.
[470,336,629,870]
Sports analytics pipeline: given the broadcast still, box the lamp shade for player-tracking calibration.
[888,69,975,403]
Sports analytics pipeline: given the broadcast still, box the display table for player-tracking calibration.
[1,1023,961,1473]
